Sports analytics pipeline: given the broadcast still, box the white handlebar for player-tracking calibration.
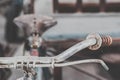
[0,33,111,71]
[0,57,109,70]
[54,38,96,62]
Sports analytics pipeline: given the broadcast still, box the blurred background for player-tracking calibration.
[1,0,120,80]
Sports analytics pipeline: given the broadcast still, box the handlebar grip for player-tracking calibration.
[101,35,112,46]
[87,33,112,50]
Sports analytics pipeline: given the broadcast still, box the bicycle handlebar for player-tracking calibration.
[0,57,108,70]
[54,33,112,62]
[0,33,112,71]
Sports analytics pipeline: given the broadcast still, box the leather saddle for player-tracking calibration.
[14,14,57,36]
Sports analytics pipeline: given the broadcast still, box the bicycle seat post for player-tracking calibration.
[23,17,42,56]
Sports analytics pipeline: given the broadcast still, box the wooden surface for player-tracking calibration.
[52,0,120,13]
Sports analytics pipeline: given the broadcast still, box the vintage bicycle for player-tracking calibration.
[0,33,112,80]
[0,14,113,80]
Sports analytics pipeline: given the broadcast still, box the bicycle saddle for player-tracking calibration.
[14,14,57,36]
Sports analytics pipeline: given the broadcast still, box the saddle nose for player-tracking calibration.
[14,14,57,36]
